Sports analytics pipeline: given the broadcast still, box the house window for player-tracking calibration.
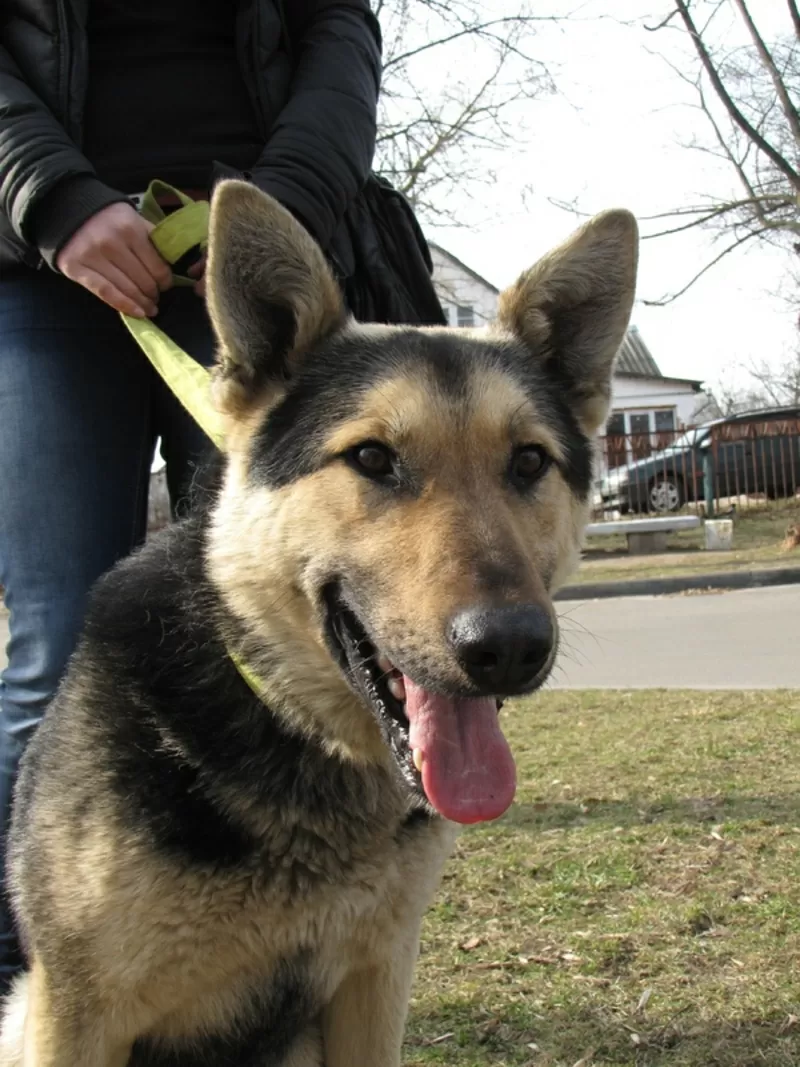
[629,413,651,436]
[604,412,627,469]
[628,413,652,460]
[456,305,475,328]
[654,409,676,431]
[606,411,625,436]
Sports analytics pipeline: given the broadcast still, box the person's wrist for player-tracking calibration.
[26,176,131,271]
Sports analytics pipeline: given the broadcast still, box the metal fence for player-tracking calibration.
[592,419,800,519]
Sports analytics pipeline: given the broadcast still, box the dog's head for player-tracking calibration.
[205,182,638,825]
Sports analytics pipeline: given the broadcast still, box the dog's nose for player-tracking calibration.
[448,605,554,693]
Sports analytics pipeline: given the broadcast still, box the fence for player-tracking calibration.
[592,418,800,519]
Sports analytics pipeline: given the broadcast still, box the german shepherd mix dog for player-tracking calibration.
[0,183,637,1066]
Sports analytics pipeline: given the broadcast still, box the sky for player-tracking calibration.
[424,0,797,394]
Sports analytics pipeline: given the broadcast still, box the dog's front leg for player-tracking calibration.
[20,960,132,1067]
[322,942,418,1067]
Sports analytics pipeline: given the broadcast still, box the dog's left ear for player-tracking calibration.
[497,210,638,434]
[206,180,346,413]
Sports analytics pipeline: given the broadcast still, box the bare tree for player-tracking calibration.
[710,376,770,416]
[744,350,800,407]
[710,350,800,414]
[373,1,559,224]
[640,0,800,305]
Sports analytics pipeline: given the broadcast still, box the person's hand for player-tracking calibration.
[56,202,173,318]
[188,252,207,298]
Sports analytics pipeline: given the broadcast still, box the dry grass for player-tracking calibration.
[405,690,800,1067]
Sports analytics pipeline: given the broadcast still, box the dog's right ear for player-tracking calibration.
[206,180,346,414]
[497,210,638,435]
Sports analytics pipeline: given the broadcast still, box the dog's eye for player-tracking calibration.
[510,445,551,487]
[349,442,395,480]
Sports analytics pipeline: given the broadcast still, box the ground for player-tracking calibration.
[405,690,800,1067]
[549,584,800,689]
[574,502,799,586]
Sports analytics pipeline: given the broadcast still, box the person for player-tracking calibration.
[0,0,381,995]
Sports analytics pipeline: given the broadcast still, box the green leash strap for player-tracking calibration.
[228,648,269,701]
[119,181,227,451]
[121,182,270,695]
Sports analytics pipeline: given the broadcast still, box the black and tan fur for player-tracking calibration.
[0,182,638,1066]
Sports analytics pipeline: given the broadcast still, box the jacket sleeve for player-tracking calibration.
[0,44,127,266]
[248,0,381,250]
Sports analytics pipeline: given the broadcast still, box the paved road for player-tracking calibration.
[2,585,799,689]
[550,584,800,689]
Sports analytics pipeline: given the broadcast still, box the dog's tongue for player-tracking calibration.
[403,677,516,824]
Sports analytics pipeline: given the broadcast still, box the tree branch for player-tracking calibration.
[787,0,800,41]
[745,357,797,406]
[673,0,800,191]
[640,193,793,224]
[695,79,764,211]
[732,0,800,149]
[374,1,559,220]
[383,16,553,70]
[642,228,765,306]
[643,8,680,31]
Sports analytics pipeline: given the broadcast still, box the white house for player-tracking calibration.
[429,243,499,330]
[430,243,706,440]
[607,326,705,438]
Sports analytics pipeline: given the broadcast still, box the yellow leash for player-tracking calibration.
[122,182,273,688]
[227,649,271,702]
[119,181,227,451]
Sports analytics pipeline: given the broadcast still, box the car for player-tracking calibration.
[596,406,800,515]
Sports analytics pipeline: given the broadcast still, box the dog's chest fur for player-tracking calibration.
[103,803,456,1055]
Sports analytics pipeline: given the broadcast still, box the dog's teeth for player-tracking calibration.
[377,654,393,674]
[412,747,424,773]
[387,674,406,701]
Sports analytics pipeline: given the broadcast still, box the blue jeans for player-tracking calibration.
[0,270,215,995]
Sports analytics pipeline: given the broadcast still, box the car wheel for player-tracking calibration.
[649,475,682,513]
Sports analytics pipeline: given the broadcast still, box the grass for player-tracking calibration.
[404,690,800,1067]
[572,502,799,585]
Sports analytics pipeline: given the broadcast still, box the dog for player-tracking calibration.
[0,182,637,1066]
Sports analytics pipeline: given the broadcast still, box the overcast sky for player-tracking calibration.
[425,0,796,393]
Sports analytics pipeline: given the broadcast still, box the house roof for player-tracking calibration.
[615,371,705,390]
[429,243,500,296]
[616,325,661,377]
[616,326,703,389]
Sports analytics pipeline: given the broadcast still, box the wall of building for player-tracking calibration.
[609,375,700,431]
[430,246,499,329]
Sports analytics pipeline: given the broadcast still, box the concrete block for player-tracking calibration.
[627,531,668,555]
[705,519,734,551]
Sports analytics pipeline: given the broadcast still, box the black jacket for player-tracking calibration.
[0,0,381,272]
